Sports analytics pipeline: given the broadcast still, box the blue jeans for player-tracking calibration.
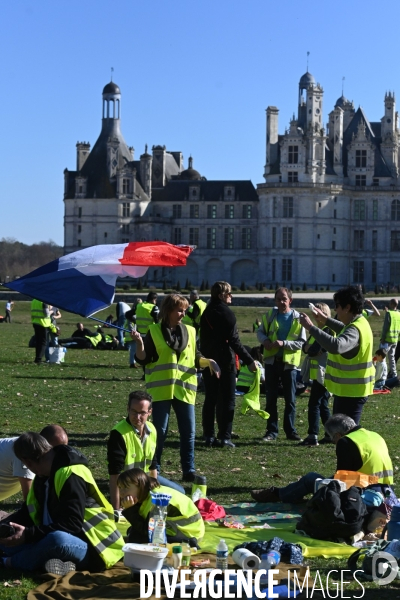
[307,380,331,437]
[332,395,367,425]
[1,530,91,571]
[129,340,137,365]
[278,471,325,503]
[151,399,195,476]
[158,474,185,494]
[117,315,125,347]
[265,362,297,438]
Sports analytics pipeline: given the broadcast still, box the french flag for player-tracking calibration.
[5,242,194,317]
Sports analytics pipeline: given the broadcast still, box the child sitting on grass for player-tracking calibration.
[373,348,400,390]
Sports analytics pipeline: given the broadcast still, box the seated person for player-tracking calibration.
[373,347,400,390]
[0,437,34,502]
[118,468,204,546]
[59,325,107,349]
[107,391,184,510]
[0,432,123,575]
[251,413,396,505]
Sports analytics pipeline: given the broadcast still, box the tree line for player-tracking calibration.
[0,238,63,282]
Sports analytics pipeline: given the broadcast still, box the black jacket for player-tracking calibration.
[200,298,253,368]
[8,445,104,570]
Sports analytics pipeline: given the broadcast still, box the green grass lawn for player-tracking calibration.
[0,302,399,598]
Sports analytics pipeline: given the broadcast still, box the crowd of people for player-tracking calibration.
[1,282,399,576]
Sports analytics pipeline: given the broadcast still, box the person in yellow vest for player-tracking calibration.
[380,298,400,378]
[251,413,396,505]
[257,287,306,441]
[130,293,220,482]
[118,468,204,545]
[182,290,207,334]
[107,390,185,510]
[0,432,123,576]
[299,302,334,447]
[31,299,57,363]
[299,285,374,425]
[135,292,159,335]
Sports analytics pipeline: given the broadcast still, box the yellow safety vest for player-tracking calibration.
[31,299,53,329]
[145,324,197,403]
[111,420,157,472]
[384,310,400,344]
[85,332,103,347]
[344,428,393,484]
[26,464,123,568]
[139,485,204,540]
[182,300,207,329]
[324,315,374,398]
[136,302,156,335]
[262,309,303,366]
[237,365,255,389]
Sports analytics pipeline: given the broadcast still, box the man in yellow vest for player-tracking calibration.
[31,299,57,363]
[381,298,400,378]
[257,287,306,441]
[135,292,159,335]
[182,290,207,334]
[0,432,123,576]
[107,390,184,510]
[251,413,395,504]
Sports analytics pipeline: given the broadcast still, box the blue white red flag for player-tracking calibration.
[5,242,194,317]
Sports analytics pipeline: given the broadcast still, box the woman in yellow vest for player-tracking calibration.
[299,286,374,425]
[118,468,204,545]
[130,294,220,482]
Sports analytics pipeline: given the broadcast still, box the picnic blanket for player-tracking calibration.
[27,554,312,600]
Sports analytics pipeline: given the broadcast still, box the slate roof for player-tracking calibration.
[151,180,259,203]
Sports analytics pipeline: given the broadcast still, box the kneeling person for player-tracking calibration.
[0,433,123,575]
[118,468,204,545]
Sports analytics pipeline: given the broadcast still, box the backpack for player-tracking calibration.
[347,539,400,582]
[296,480,368,542]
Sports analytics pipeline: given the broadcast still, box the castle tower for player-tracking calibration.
[265,106,279,178]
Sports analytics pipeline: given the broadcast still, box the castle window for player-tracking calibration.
[104,232,107,238]
[190,204,199,219]
[189,228,199,246]
[207,205,217,219]
[390,231,400,251]
[288,146,299,164]
[334,209,337,219]
[372,261,377,283]
[283,197,293,218]
[272,259,276,280]
[354,230,364,251]
[288,172,298,183]
[373,178,379,186]
[173,204,182,218]
[273,197,278,217]
[243,205,252,219]
[355,175,366,186]
[79,186,83,194]
[282,259,292,281]
[77,239,81,247]
[356,150,367,168]
[354,200,365,220]
[353,261,364,283]
[282,227,293,249]
[78,207,82,218]
[333,228,336,234]
[332,274,336,282]
[241,228,252,250]
[207,228,216,249]
[225,205,234,219]
[122,203,130,218]
[78,225,81,233]
[332,241,336,250]
[121,224,129,235]
[122,179,131,194]
[174,228,182,245]
[372,199,378,220]
[224,228,234,249]
[391,200,400,221]
[390,262,400,281]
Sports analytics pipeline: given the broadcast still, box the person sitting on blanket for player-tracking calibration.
[118,467,205,546]
[0,432,123,576]
[373,347,400,391]
[251,413,397,506]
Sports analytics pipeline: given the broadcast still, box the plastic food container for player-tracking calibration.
[123,543,169,572]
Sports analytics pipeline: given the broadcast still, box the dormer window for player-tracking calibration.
[189,186,199,200]
[356,150,367,168]
[224,186,235,200]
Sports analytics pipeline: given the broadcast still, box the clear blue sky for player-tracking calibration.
[2,0,400,245]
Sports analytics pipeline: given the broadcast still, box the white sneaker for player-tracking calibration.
[44,558,76,576]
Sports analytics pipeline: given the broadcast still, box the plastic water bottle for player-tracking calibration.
[216,539,229,571]
[259,550,281,570]
[182,543,191,568]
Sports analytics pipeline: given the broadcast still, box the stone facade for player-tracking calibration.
[259,71,400,288]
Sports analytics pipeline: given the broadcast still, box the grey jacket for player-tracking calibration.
[257,308,306,369]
